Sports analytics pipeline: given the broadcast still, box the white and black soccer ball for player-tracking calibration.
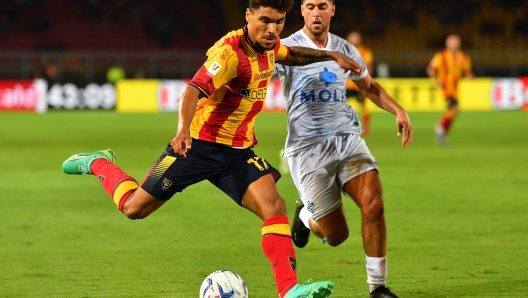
[199,270,248,298]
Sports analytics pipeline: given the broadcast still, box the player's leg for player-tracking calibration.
[436,97,459,144]
[62,148,173,218]
[241,174,334,298]
[358,93,370,137]
[288,137,349,247]
[343,170,385,257]
[213,147,333,298]
[343,170,398,297]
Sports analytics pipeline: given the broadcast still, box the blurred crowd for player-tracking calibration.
[1,0,527,51]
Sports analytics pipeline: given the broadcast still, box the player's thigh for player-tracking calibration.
[241,173,286,220]
[140,142,219,201]
[122,187,166,218]
[288,139,343,222]
[343,169,383,212]
[315,204,349,245]
[207,147,283,220]
[336,134,379,202]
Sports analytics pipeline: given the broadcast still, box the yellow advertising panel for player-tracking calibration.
[458,78,493,110]
[348,78,492,112]
[116,79,158,112]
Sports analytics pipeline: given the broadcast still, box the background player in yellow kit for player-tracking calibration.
[427,34,474,144]
[346,30,374,136]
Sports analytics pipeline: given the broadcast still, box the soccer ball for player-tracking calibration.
[199,270,248,298]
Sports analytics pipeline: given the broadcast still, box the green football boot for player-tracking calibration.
[61,149,116,175]
[284,279,334,298]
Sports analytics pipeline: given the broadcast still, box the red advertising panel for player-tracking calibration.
[0,79,47,113]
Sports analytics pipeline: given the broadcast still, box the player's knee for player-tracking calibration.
[259,196,287,220]
[121,205,149,220]
[362,195,385,221]
[325,229,349,247]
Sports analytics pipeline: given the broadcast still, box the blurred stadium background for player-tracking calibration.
[1,0,527,83]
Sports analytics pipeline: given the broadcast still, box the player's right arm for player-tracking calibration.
[427,53,444,88]
[278,46,363,75]
[171,44,238,157]
[171,86,201,158]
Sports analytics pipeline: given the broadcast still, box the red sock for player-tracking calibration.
[90,159,139,210]
[439,111,455,135]
[261,216,298,298]
[362,113,371,136]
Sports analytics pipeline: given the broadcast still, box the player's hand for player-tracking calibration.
[171,131,192,158]
[333,52,363,76]
[396,110,413,147]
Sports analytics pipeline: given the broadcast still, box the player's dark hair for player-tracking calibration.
[249,0,295,13]
[301,0,335,3]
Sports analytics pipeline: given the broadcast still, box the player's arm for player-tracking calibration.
[171,86,201,158]
[171,44,237,157]
[464,57,475,79]
[426,55,444,88]
[353,74,413,147]
[278,46,362,75]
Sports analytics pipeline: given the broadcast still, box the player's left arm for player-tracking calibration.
[464,55,475,79]
[277,46,362,76]
[353,74,413,147]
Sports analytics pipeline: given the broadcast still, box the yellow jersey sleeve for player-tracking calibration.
[275,43,290,62]
[199,44,239,93]
[430,52,442,69]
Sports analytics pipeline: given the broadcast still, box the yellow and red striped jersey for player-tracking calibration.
[188,26,289,148]
[347,45,373,91]
[429,50,472,98]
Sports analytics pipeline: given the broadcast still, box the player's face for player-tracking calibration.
[446,35,461,51]
[347,32,361,47]
[301,0,335,36]
[246,7,286,50]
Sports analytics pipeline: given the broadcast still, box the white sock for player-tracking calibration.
[366,255,387,292]
[299,206,312,230]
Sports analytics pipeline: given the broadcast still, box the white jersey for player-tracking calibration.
[274,29,368,157]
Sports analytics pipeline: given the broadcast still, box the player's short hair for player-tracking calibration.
[301,0,335,3]
[249,0,295,13]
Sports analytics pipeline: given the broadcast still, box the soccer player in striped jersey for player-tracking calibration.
[274,0,412,297]
[427,34,474,145]
[346,31,374,136]
[61,1,364,297]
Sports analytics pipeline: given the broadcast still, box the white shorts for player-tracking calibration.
[288,133,378,221]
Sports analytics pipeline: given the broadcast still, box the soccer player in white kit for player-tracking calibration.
[274,1,413,297]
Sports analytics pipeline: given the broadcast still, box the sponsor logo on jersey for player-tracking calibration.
[319,67,337,87]
[162,178,173,190]
[219,49,229,60]
[300,89,347,103]
[269,53,274,64]
[207,61,222,76]
[254,70,272,81]
[240,87,267,100]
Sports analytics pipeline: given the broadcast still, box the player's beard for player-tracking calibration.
[255,40,276,51]
[307,21,329,37]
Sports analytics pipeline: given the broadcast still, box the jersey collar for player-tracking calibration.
[299,29,332,50]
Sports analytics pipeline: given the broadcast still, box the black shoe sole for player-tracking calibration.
[291,200,310,248]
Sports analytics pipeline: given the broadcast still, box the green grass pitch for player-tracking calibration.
[0,110,527,297]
